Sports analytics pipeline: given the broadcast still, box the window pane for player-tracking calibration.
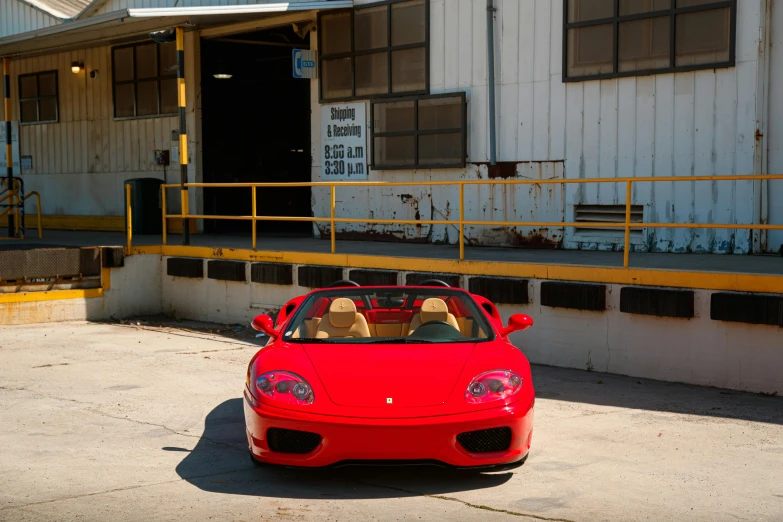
[374,136,415,166]
[39,73,57,97]
[567,0,613,22]
[159,42,177,76]
[321,12,352,55]
[619,16,670,72]
[418,133,462,166]
[136,80,159,116]
[115,83,135,118]
[20,75,37,98]
[114,47,134,82]
[675,8,730,66]
[322,57,353,99]
[418,96,462,130]
[620,0,670,15]
[374,101,414,132]
[20,100,38,123]
[355,6,387,51]
[356,52,389,96]
[392,0,426,46]
[39,98,57,122]
[567,24,614,77]
[391,47,426,93]
[160,78,177,114]
[136,44,158,80]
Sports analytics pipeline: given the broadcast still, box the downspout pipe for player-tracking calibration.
[487,0,497,166]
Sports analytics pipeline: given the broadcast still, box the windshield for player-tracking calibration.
[282,288,493,344]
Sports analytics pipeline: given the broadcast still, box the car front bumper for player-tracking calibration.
[244,390,534,468]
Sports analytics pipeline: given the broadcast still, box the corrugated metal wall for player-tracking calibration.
[0,40,200,216]
[0,0,59,38]
[313,0,769,254]
[768,0,783,254]
[1,0,775,251]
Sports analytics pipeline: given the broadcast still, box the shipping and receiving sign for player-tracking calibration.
[321,102,368,180]
[0,121,20,175]
[292,49,317,79]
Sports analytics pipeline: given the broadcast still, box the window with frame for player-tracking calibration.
[18,71,58,124]
[319,0,429,102]
[371,93,466,170]
[112,41,178,118]
[564,0,736,81]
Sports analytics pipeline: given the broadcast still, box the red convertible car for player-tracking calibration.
[245,280,535,469]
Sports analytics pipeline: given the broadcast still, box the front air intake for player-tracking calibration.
[266,428,322,454]
[457,427,512,453]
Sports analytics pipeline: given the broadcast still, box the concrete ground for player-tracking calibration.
[4,229,783,275]
[1,321,782,522]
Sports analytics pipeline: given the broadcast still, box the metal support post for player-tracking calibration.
[3,57,13,237]
[176,27,190,245]
[623,180,632,268]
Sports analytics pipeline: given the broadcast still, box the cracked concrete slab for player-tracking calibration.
[1,321,782,521]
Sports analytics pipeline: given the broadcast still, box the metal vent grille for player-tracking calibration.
[457,427,512,453]
[267,428,322,454]
[574,204,643,240]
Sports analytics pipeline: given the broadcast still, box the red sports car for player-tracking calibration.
[245,280,535,469]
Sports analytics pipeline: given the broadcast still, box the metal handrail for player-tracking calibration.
[152,174,783,268]
[0,178,41,240]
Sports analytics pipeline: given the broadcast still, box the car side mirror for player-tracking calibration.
[251,314,280,339]
[500,314,534,336]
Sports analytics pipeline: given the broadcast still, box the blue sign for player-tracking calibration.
[292,49,317,79]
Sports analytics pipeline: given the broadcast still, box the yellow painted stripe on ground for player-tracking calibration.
[0,288,103,304]
[129,245,783,294]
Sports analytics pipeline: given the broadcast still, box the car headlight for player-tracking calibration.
[256,371,314,405]
[465,370,523,404]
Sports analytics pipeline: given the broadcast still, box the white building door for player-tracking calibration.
[768,1,783,253]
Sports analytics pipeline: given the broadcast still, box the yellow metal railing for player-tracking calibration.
[0,180,43,240]
[148,175,783,268]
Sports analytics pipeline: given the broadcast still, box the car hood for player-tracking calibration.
[303,342,476,408]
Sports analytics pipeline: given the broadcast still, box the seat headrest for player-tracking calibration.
[419,298,449,323]
[328,298,357,328]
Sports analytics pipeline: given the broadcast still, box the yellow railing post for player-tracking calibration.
[161,185,167,245]
[330,184,336,254]
[30,192,42,239]
[252,185,257,250]
[126,184,132,253]
[459,183,465,261]
[623,180,632,268]
[10,179,19,237]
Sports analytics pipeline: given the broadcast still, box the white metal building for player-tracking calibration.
[1,0,781,254]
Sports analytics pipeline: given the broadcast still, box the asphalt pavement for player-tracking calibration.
[1,320,781,521]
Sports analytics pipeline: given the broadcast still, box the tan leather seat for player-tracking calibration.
[315,298,371,339]
[292,318,321,339]
[408,298,460,335]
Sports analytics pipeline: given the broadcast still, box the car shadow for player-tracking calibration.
[174,398,514,499]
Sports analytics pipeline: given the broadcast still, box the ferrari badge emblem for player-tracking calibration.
[386,398,393,404]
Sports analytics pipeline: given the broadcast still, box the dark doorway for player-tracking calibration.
[201,26,312,235]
